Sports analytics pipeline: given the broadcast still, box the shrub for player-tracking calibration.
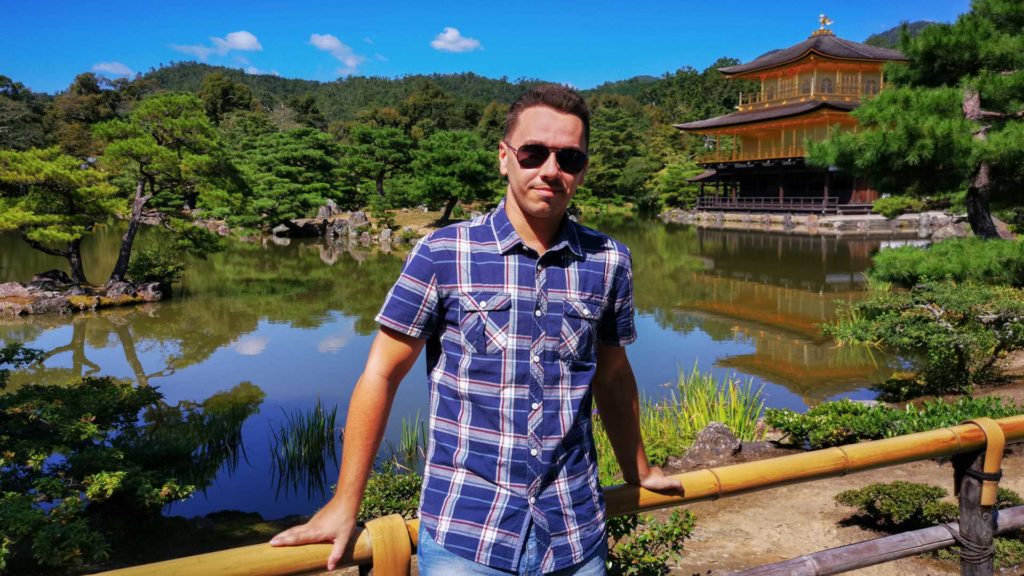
[837,482,1024,570]
[765,396,1022,449]
[357,461,421,522]
[0,367,264,574]
[126,247,186,286]
[606,510,695,575]
[825,280,1024,396]
[870,238,1024,288]
[872,196,925,219]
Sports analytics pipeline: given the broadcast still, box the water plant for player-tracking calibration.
[270,398,339,500]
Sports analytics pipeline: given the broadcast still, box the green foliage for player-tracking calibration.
[357,461,421,522]
[765,396,1023,449]
[0,147,120,283]
[653,161,703,209]
[870,239,1024,288]
[825,280,1024,395]
[270,398,339,500]
[872,196,925,219]
[126,248,186,286]
[49,73,120,159]
[0,370,264,573]
[837,481,1024,570]
[408,130,495,221]
[0,343,42,390]
[339,123,413,199]
[606,510,695,575]
[0,75,48,150]
[197,72,254,123]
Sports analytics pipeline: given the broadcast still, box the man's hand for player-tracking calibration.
[269,501,356,571]
[637,465,683,494]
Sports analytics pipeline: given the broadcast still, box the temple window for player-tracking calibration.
[819,77,834,94]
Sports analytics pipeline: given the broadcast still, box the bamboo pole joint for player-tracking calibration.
[962,417,1005,506]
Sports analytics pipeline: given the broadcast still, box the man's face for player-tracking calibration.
[499,106,587,224]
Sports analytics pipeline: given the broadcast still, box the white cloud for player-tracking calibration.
[430,27,482,53]
[92,61,132,76]
[172,30,262,61]
[245,66,280,76]
[317,332,353,353]
[310,33,365,75]
[232,335,269,356]
[212,31,263,54]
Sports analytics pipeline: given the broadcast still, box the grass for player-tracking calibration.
[594,365,765,484]
[270,398,339,500]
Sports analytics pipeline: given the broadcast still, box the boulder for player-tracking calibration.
[329,219,349,239]
[0,282,29,298]
[0,300,26,316]
[664,422,795,473]
[288,219,324,238]
[106,281,137,298]
[379,228,392,243]
[137,283,163,302]
[932,222,971,242]
[994,216,1016,240]
[359,231,372,246]
[271,224,290,237]
[316,199,343,220]
[26,296,70,315]
[349,211,369,229]
[32,269,73,285]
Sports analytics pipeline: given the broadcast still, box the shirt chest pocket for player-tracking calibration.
[458,292,512,355]
[559,297,603,362]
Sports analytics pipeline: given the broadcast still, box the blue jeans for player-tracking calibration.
[416,521,607,576]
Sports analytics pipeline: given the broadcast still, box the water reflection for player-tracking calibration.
[1,220,914,517]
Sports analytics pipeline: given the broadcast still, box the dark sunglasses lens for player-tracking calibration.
[555,149,587,173]
[515,144,550,168]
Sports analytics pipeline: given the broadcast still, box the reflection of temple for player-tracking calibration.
[695,229,876,292]
[676,17,906,212]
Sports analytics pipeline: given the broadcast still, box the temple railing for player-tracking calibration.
[696,196,840,213]
[737,83,880,108]
[93,415,1024,576]
[698,145,805,164]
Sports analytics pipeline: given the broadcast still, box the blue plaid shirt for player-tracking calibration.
[375,200,636,572]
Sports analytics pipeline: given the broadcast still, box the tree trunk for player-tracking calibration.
[440,197,459,222]
[963,88,1000,239]
[66,238,87,284]
[376,173,385,197]
[109,180,151,284]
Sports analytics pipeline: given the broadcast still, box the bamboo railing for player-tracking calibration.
[93,415,1024,576]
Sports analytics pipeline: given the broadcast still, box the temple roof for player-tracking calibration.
[719,33,907,76]
[674,100,857,131]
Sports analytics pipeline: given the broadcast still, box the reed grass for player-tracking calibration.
[270,398,339,500]
[593,364,765,484]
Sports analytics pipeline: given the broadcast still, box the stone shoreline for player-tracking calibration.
[0,270,162,317]
[661,209,976,239]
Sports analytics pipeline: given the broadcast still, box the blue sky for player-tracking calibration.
[3,0,970,95]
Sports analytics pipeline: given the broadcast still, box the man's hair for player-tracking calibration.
[504,84,590,149]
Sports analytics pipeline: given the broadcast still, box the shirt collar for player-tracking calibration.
[489,199,583,259]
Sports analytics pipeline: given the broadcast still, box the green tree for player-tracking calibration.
[340,123,413,199]
[288,94,327,130]
[811,0,1024,238]
[400,80,457,138]
[0,148,119,283]
[586,95,650,201]
[226,127,351,232]
[476,101,508,150]
[409,130,494,221]
[48,73,119,159]
[94,92,221,283]
[0,76,48,150]
[197,72,255,123]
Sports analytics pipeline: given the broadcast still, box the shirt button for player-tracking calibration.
[530,448,539,456]
[536,263,542,271]
[528,497,536,505]
[534,309,542,318]
[531,402,539,410]
[480,300,489,309]
[582,309,591,317]
[532,354,540,363]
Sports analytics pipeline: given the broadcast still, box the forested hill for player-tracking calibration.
[144,62,546,123]
[864,21,935,49]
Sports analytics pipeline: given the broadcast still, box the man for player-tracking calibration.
[270,84,681,574]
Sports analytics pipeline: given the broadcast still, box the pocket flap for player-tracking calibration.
[460,292,512,312]
[564,297,602,320]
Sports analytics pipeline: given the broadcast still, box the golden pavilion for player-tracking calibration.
[675,17,907,213]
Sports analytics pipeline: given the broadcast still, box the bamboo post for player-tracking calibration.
[952,418,1005,575]
[363,514,413,575]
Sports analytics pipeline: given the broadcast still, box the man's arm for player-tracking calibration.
[269,326,425,570]
[592,344,682,492]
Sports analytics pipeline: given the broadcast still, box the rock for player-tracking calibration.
[330,219,349,239]
[379,228,392,243]
[783,214,795,229]
[316,199,343,220]
[349,211,369,229]
[137,283,163,302]
[932,222,971,242]
[32,269,73,285]
[470,211,483,219]
[0,300,26,316]
[0,282,29,298]
[359,231,372,246]
[994,216,1016,240]
[288,219,324,238]
[106,281,137,298]
[26,280,62,293]
[271,224,290,236]
[665,422,796,474]
[269,235,291,246]
[26,296,70,315]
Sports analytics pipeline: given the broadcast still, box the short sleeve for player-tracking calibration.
[597,246,637,346]
[375,237,441,339]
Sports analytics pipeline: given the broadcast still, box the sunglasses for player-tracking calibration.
[504,141,588,174]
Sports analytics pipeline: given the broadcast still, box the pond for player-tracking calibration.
[0,216,909,520]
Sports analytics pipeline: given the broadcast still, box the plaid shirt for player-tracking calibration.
[375,200,636,572]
